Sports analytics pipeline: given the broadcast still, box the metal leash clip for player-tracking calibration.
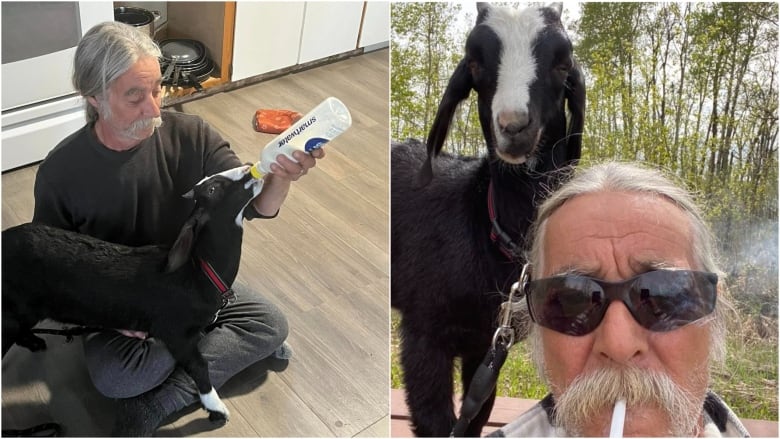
[491,263,529,352]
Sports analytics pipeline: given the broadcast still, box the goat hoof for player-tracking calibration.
[208,410,229,425]
[200,388,230,424]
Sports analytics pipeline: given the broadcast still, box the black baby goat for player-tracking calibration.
[392,3,585,437]
[2,164,263,427]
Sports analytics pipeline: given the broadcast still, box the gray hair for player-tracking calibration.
[525,161,728,369]
[73,21,161,122]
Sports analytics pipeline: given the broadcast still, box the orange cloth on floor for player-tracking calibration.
[253,109,303,134]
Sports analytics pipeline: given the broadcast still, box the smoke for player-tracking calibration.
[713,218,778,316]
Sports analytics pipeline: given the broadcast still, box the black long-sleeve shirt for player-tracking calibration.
[32,111,259,247]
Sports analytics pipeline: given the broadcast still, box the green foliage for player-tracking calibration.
[577,3,778,223]
[710,314,779,421]
[390,2,484,154]
[391,2,464,143]
[390,310,404,389]
[495,342,548,400]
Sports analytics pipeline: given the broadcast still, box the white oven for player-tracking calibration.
[1,2,114,171]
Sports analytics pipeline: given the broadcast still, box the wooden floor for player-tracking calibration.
[1,48,389,437]
[390,389,537,437]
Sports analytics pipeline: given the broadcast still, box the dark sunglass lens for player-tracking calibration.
[530,277,605,336]
[633,271,717,331]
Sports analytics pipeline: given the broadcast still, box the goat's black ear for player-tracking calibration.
[548,2,563,16]
[564,60,586,164]
[419,58,474,187]
[165,209,208,272]
[476,3,491,24]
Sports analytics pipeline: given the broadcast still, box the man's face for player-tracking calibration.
[90,56,163,144]
[536,191,713,436]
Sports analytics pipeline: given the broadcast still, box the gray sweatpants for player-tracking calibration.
[82,283,288,415]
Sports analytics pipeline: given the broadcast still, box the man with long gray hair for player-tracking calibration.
[31,22,321,436]
[489,162,749,436]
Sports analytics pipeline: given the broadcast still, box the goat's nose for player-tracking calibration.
[497,110,530,136]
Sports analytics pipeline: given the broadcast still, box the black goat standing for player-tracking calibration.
[2,165,263,428]
[391,3,585,436]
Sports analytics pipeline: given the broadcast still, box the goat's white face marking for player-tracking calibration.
[193,165,264,228]
[484,6,546,163]
[233,166,263,227]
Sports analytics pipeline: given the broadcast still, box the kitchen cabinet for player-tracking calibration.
[231,2,305,81]
[360,1,390,49]
[133,1,389,92]
[298,2,364,64]
[231,1,389,82]
[163,2,235,86]
[116,1,235,100]
[123,2,388,100]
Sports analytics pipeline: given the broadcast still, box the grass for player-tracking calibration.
[391,310,547,398]
[391,311,778,421]
[710,315,779,420]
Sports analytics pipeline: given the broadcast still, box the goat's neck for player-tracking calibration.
[487,159,552,239]
[193,224,244,286]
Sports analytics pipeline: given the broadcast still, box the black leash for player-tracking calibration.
[450,265,529,437]
[451,339,509,436]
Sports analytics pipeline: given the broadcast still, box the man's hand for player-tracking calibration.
[269,148,325,181]
[251,149,325,216]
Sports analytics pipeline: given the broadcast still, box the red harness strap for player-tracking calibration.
[198,259,236,308]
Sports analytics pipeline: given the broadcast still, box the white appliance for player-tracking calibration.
[1,2,114,171]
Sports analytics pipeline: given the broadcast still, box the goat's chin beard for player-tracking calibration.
[495,149,529,165]
[493,130,542,168]
[494,149,539,170]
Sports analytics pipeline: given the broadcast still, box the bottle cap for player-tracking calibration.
[249,163,264,179]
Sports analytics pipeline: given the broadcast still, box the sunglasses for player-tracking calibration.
[525,270,718,336]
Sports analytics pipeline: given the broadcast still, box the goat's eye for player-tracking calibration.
[556,57,573,72]
[208,185,217,195]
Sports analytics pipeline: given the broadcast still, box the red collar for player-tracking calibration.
[198,259,236,308]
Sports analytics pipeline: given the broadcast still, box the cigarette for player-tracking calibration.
[609,399,626,437]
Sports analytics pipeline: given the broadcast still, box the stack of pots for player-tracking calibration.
[158,39,215,90]
[114,7,214,90]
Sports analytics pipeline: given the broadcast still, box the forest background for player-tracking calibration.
[390,2,778,420]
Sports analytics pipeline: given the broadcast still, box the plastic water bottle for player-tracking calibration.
[250,97,352,179]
